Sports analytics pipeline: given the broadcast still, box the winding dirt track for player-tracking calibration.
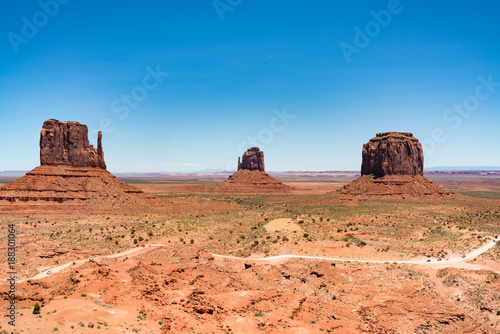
[21,240,498,282]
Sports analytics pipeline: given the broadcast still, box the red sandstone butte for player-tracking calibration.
[223,147,292,193]
[238,147,265,172]
[40,119,106,169]
[361,132,423,177]
[339,132,451,198]
[0,119,153,211]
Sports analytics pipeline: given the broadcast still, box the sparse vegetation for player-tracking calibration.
[2,172,500,333]
[33,302,41,315]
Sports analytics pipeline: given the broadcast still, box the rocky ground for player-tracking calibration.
[0,174,499,333]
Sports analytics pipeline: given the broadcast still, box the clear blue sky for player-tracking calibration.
[1,1,499,172]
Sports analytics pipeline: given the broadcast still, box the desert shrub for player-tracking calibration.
[436,268,450,278]
[33,302,41,314]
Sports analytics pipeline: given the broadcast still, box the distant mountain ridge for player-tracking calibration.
[425,166,500,171]
[1,167,500,178]
[0,171,29,177]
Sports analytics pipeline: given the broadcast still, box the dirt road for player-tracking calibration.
[213,240,497,264]
[23,240,498,282]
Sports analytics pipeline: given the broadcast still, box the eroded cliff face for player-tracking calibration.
[223,147,291,193]
[339,132,450,198]
[0,119,159,209]
[361,132,423,177]
[40,119,106,169]
[238,147,265,172]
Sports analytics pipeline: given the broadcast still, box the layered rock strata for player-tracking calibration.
[361,132,423,177]
[40,119,106,169]
[338,132,451,198]
[223,147,292,193]
[238,147,265,172]
[0,119,152,208]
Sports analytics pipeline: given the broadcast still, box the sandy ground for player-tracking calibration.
[24,232,499,283]
[264,218,303,233]
[1,173,499,333]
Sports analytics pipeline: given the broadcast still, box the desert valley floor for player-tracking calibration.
[1,171,500,333]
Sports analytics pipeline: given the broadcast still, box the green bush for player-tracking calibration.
[33,302,41,314]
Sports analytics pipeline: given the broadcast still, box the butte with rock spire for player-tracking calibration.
[0,119,153,213]
[223,147,292,193]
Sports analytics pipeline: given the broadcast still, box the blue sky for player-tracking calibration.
[1,1,499,172]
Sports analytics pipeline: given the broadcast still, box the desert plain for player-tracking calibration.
[1,170,500,334]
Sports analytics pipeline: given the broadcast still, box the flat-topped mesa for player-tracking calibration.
[338,132,451,198]
[361,132,423,177]
[40,119,106,169]
[238,147,265,172]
